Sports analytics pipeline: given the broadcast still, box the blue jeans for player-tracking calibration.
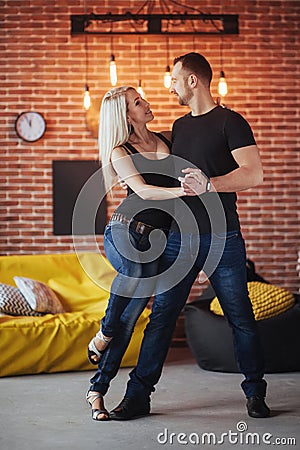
[89,221,164,393]
[89,295,149,394]
[101,221,162,337]
[125,230,267,400]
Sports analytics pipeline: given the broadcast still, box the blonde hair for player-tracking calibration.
[99,86,134,194]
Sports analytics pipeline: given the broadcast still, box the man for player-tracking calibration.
[109,52,270,420]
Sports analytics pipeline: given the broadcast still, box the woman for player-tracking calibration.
[86,86,186,421]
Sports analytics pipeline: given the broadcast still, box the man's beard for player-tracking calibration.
[178,84,193,106]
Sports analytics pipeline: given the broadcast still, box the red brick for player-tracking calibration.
[0,0,299,292]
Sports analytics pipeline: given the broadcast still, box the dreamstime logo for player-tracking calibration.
[157,422,297,446]
[236,421,248,432]
[72,153,227,297]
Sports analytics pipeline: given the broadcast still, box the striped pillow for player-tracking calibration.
[0,283,43,316]
[14,276,65,314]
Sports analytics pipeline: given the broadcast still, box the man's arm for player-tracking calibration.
[211,145,263,192]
[181,145,263,195]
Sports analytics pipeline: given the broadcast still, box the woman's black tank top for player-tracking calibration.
[115,132,175,229]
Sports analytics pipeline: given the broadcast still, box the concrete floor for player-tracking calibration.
[1,346,299,450]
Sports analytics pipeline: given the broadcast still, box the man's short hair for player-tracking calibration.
[173,52,213,86]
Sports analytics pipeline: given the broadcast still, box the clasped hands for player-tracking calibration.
[118,167,210,196]
[178,168,210,196]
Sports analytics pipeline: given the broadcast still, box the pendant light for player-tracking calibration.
[109,36,117,86]
[83,1,90,110]
[137,37,146,98]
[164,66,171,89]
[218,69,228,97]
[218,37,228,98]
[83,83,91,110]
[83,39,91,110]
[137,80,145,98]
[163,37,171,89]
[218,7,228,99]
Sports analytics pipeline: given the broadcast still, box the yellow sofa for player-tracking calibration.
[0,253,150,377]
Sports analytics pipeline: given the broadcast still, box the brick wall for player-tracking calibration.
[1,0,299,297]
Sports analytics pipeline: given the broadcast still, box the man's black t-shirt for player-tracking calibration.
[171,105,256,234]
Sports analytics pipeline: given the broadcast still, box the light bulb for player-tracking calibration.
[164,65,172,89]
[83,84,91,110]
[218,70,228,97]
[137,80,145,98]
[109,54,117,87]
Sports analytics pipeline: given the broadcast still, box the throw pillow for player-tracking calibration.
[14,276,65,314]
[0,283,43,316]
[210,281,295,321]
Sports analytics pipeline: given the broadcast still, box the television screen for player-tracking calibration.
[52,160,107,235]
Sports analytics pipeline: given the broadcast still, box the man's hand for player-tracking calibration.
[178,168,210,195]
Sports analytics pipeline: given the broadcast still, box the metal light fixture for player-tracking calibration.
[72,1,239,110]
[71,11,238,36]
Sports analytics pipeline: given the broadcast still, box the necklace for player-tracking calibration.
[130,133,157,153]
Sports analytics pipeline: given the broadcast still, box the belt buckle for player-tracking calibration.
[136,222,145,234]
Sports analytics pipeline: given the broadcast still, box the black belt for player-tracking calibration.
[110,212,156,236]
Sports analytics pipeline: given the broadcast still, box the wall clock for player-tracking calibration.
[15,111,46,142]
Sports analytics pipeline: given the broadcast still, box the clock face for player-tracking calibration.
[15,111,46,142]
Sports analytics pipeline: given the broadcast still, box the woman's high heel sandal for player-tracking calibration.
[86,391,110,421]
[88,330,113,365]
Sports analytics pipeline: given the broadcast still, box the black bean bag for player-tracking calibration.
[184,294,300,373]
